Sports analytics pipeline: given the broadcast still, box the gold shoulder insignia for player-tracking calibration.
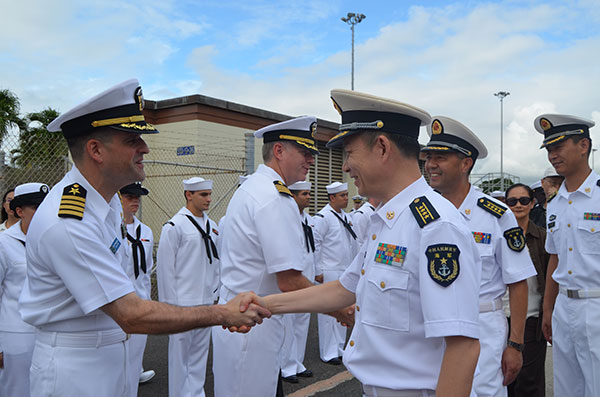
[410,196,440,228]
[58,183,87,220]
[273,181,292,197]
[477,197,507,219]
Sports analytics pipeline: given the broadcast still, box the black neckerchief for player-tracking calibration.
[302,217,315,253]
[185,215,219,264]
[126,224,146,279]
[330,210,357,240]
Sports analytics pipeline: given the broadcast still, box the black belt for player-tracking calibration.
[185,215,219,264]
[126,225,146,278]
[330,210,357,240]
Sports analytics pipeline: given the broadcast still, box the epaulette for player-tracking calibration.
[273,180,292,197]
[597,179,600,187]
[58,183,87,220]
[314,213,324,218]
[477,197,506,218]
[409,196,440,228]
[163,221,175,227]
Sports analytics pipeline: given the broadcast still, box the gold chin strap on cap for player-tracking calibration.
[91,115,145,127]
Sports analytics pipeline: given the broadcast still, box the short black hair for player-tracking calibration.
[569,135,593,159]
[1,188,15,223]
[506,183,534,200]
[362,131,421,160]
[66,127,115,161]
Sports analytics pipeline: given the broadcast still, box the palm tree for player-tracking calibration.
[0,89,24,144]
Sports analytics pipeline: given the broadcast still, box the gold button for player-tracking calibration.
[592,228,596,232]
[380,281,386,288]
[361,269,365,275]
[349,340,355,347]
[569,247,573,251]
[356,305,360,312]
[568,224,571,227]
[568,270,573,275]
[569,200,573,204]
[372,234,376,240]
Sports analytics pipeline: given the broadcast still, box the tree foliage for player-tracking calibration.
[0,88,25,144]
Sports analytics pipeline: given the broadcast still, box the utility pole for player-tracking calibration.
[341,12,366,90]
[493,91,510,191]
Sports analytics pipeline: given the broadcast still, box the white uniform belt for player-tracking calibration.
[479,298,504,313]
[36,329,129,348]
[362,385,435,397]
[559,287,600,299]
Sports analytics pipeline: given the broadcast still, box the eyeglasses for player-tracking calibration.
[506,196,532,206]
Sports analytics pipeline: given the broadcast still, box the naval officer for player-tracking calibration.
[17,79,269,397]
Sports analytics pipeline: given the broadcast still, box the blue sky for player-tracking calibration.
[2,0,600,182]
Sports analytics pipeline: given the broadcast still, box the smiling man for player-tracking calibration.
[534,114,600,397]
[18,79,269,397]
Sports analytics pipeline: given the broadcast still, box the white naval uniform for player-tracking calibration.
[122,217,153,396]
[0,221,35,397]
[340,177,481,392]
[280,211,317,377]
[352,202,377,247]
[212,164,304,397]
[546,170,600,397]
[157,207,219,397]
[458,186,537,397]
[313,203,359,361]
[18,165,135,397]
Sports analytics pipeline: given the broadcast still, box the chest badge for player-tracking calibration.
[386,211,395,220]
[374,243,406,267]
[472,231,491,244]
[426,244,460,287]
[584,212,600,221]
[503,227,526,252]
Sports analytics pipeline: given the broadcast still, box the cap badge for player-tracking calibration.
[432,119,443,135]
[310,122,317,138]
[41,185,49,193]
[135,86,144,112]
[540,117,552,131]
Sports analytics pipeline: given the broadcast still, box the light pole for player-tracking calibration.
[593,148,598,171]
[341,12,366,90]
[494,91,510,191]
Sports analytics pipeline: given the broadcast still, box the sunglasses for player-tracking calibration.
[506,196,532,206]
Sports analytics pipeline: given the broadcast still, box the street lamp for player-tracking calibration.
[493,91,510,191]
[341,12,366,90]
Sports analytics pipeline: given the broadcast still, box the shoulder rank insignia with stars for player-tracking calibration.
[410,196,440,228]
[426,244,460,287]
[58,183,87,220]
[477,197,506,218]
[503,227,526,252]
[273,180,292,197]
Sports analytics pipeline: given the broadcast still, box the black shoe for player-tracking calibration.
[323,357,342,365]
[282,375,299,383]
[297,369,313,378]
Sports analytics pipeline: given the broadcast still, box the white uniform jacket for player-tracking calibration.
[19,165,133,332]
[313,203,359,274]
[157,207,219,306]
[352,202,377,247]
[300,211,317,281]
[123,216,153,300]
[0,222,35,333]
[458,186,537,302]
[340,177,481,390]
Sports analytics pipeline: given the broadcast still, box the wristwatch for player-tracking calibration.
[507,340,525,352]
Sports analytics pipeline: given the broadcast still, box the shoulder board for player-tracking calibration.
[597,179,600,187]
[314,213,324,218]
[273,180,292,197]
[163,221,175,227]
[409,196,440,228]
[58,183,87,220]
[477,197,506,218]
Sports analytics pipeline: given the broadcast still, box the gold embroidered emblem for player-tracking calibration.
[465,209,471,215]
[432,119,443,135]
[386,211,395,220]
[540,117,552,131]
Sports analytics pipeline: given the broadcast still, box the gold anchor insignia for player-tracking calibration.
[386,211,395,220]
[465,209,471,215]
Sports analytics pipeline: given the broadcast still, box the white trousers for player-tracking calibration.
[0,331,35,397]
[30,332,132,397]
[212,297,284,397]
[279,313,310,377]
[168,327,211,397]
[470,310,508,397]
[553,294,600,397]
[128,334,147,395]
[318,270,346,361]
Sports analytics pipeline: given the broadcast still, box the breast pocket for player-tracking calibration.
[476,244,495,282]
[361,264,410,331]
[578,220,600,254]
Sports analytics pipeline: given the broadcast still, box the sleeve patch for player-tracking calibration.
[409,196,440,228]
[477,197,507,218]
[273,180,292,197]
[58,183,87,220]
[503,227,526,252]
[426,244,460,287]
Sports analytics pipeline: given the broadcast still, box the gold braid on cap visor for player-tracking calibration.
[91,115,145,127]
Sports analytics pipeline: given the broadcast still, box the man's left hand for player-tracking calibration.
[501,346,523,386]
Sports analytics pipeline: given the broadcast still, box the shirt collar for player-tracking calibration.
[69,165,117,223]
[557,169,598,199]
[376,176,430,229]
[457,184,479,220]
[5,220,26,242]
[256,163,284,184]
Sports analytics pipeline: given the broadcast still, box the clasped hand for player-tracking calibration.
[222,292,271,333]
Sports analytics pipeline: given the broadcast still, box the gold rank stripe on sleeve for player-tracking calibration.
[58,183,87,220]
[273,180,292,197]
[477,197,507,218]
[409,196,440,228]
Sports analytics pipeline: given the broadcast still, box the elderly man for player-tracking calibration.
[157,176,220,397]
[18,79,269,397]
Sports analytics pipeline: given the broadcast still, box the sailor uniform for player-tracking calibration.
[352,202,377,246]
[212,163,305,397]
[313,202,359,362]
[157,207,219,397]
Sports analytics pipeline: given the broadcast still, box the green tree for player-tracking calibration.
[0,89,25,144]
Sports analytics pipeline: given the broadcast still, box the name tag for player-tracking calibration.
[472,231,491,244]
[110,238,121,254]
[374,243,407,267]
